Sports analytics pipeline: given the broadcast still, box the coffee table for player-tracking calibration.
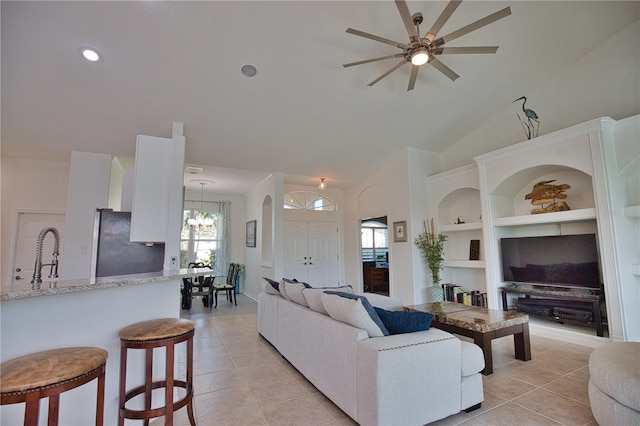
[404,302,531,375]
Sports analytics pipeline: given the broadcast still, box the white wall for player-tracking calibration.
[440,19,640,170]
[342,147,441,305]
[1,152,70,284]
[244,173,284,300]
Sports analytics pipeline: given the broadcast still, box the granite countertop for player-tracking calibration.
[406,302,529,332]
[1,268,214,302]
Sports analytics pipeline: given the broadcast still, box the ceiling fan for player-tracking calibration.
[343,0,511,91]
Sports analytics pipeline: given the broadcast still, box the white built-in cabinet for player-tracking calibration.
[427,116,640,342]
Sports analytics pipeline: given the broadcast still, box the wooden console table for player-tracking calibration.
[404,302,531,375]
[500,284,604,337]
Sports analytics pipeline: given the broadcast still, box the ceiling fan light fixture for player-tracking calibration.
[411,50,429,66]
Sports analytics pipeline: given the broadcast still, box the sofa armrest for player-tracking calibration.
[356,328,462,426]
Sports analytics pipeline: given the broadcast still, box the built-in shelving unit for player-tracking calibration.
[425,116,639,343]
[427,164,486,296]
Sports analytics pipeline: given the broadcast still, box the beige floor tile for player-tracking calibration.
[471,402,562,425]
[231,348,280,369]
[567,365,591,383]
[482,373,537,400]
[193,409,267,426]
[467,390,508,416]
[525,352,587,375]
[194,353,237,374]
[260,393,335,426]
[513,388,595,425]
[194,385,260,423]
[236,358,292,383]
[225,338,270,355]
[499,362,563,387]
[194,368,248,394]
[428,410,472,426]
[249,375,307,406]
[543,376,591,405]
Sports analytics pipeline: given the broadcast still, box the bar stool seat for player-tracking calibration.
[1,347,108,426]
[118,318,196,426]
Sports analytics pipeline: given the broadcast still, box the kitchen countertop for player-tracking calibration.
[1,268,214,302]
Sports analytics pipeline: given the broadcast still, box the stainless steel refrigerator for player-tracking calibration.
[91,209,165,277]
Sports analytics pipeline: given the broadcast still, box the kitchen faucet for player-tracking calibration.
[31,227,60,289]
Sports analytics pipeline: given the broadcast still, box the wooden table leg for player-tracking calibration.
[513,323,531,361]
[474,331,494,375]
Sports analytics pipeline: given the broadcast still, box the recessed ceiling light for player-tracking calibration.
[241,64,257,77]
[82,48,101,62]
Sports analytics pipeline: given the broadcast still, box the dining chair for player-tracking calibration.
[214,263,238,308]
[182,262,214,313]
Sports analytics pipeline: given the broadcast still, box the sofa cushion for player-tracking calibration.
[284,281,312,307]
[303,286,353,315]
[262,277,281,295]
[373,308,433,335]
[321,291,389,337]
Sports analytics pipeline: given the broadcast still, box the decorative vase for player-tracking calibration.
[428,283,444,302]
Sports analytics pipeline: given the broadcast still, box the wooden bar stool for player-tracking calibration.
[0,347,108,426]
[118,318,196,426]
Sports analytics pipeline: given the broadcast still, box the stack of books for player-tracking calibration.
[441,284,488,307]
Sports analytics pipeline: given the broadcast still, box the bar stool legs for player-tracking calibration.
[0,347,108,426]
[118,318,196,426]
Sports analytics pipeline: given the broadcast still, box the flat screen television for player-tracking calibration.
[500,234,601,289]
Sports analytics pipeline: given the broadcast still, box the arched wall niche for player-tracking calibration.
[261,195,273,266]
[491,165,594,218]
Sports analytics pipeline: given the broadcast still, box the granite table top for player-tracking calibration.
[405,302,529,333]
[1,268,213,302]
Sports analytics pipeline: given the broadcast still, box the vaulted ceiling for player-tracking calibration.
[2,1,639,193]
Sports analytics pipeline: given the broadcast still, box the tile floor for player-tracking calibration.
[159,294,597,426]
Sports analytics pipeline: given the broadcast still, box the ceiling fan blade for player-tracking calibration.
[435,46,499,55]
[343,54,405,68]
[368,60,408,86]
[428,57,459,81]
[346,28,408,49]
[407,65,419,91]
[434,6,511,47]
[425,0,462,42]
[395,0,419,41]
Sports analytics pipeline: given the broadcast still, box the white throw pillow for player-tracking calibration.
[284,281,310,307]
[320,291,388,337]
[303,286,354,315]
[279,279,290,300]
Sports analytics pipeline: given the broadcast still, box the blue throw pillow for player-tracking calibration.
[374,308,433,335]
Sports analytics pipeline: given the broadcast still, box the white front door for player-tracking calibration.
[11,212,65,287]
[284,221,339,286]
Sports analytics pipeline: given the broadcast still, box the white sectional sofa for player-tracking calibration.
[257,284,485,426]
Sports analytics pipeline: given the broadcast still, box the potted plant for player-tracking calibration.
[414,218,447,302]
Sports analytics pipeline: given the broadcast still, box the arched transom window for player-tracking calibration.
[284,191,336,211]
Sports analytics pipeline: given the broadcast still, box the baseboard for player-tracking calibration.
[529,322,610,348]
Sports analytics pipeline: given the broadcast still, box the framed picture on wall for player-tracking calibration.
[246,220,256,247]
[393,221,407,242]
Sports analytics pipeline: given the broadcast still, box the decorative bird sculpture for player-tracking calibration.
[514,96,540,139]
[525,179,571,214]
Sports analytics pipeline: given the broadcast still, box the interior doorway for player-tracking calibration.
[360,216,389,296]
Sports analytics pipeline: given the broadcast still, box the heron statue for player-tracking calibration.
[513,96,540,139]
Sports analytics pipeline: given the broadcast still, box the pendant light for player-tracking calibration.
[319,178,327,190]
[188,182,214,227]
